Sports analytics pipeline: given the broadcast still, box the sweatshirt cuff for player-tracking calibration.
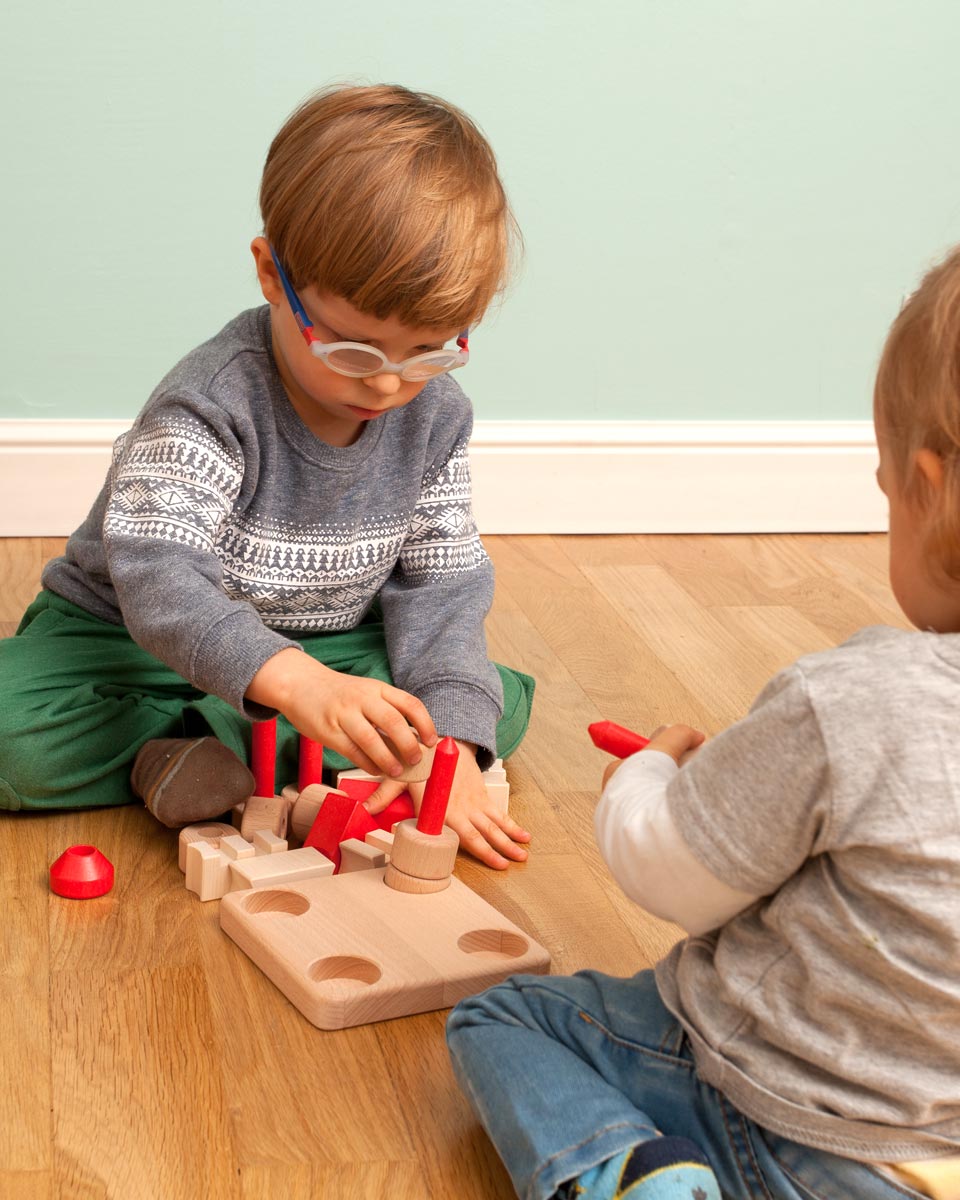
[417,681,502,771]
[190,607,302,719]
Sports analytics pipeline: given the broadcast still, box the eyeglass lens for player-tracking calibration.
[324,347,459,380]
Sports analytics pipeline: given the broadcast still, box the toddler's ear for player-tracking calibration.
[250,237,285,306]
[912,447,945,510]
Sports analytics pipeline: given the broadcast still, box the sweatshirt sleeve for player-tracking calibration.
[666,664,831,895]
[377,410,502,769]
[101,395,300,717]
[595,750,759,935]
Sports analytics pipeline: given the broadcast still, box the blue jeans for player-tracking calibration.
[446,969,925,1200]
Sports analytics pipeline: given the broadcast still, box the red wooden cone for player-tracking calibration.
[50,844,114,899]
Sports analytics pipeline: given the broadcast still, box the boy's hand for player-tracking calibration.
[247,649,437,778]
[601,724,706,786]
[365,740,531,870]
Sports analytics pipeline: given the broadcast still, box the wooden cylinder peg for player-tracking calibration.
[383,863,451,894]
[384,818,459,890]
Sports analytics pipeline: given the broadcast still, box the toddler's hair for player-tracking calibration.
[259,83,518,331]
[875,245,960,578]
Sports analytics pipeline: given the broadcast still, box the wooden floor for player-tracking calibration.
[0,533,903,1200]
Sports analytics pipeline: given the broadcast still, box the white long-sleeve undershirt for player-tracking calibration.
[594,750,758,936]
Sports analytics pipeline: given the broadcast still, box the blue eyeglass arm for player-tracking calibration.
[272,244,469,355]
[269,247,314,338]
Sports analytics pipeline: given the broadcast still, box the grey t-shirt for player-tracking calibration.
[42,306,503,763]
[656,625,960,1161]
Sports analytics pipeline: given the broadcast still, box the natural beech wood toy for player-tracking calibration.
[383,737,460,895]
[178,821,237,872]
[229,718,292,839]
[219,736,550,1030]
[337,755,511,814]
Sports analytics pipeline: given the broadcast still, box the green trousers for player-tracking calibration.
[0,591,535,813]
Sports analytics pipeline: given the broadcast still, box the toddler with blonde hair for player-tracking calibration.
[447,248,960,1197]
[0,84,533,868]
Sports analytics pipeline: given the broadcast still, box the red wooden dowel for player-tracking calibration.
[416,737,459,835]
[251,718,277,798]
[298,736,324,791]
[588,720,650,758]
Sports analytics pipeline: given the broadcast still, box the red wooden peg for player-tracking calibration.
[588,720,650,758]
[416,737,459,835]
[298,736,324,792]
[251,718,277,798]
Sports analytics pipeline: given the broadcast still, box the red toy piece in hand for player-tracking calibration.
[588,720,650,758]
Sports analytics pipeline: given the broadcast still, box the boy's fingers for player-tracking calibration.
[387,687,438,747]
[363,778,406,815]
[373,712,425,767]
[456,812,528,867]
[342,715,403,777]
[452,820,511,870]
[331,735,381,778]
[489,810,531,842]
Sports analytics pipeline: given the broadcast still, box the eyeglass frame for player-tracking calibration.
[269,247,470,380]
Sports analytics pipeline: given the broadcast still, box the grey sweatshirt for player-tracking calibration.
[43,306,503,764]
[656,625,960,1160]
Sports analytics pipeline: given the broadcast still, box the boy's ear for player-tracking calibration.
[251,237,284,307]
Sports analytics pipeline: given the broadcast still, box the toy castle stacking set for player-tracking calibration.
[178,723,550,1029]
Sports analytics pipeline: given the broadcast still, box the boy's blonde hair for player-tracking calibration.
[260,83,518,331]
[875,245,960,578]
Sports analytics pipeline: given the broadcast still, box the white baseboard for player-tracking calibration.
[0,418,884,536]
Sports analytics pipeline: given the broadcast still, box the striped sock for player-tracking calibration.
[554,1136,721,1199]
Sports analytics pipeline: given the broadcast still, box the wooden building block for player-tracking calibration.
[185,840,232,901]
[382,863,451,894]
[336,767,380,788]
[253,830,288,855]
[364,829,395,856]
[336,777,380,804]
[227,847,334,892]
[388,819,458,881]
[289,784,346,843]
[375,793,416,830]
[482,760,509,813]
[220,834,256,861]
[178,821,236,873]
[219,868,551,1030]
[240,792,289,842]
[304,792,377,872]
[483,783,510,813]
[338,839,387,874]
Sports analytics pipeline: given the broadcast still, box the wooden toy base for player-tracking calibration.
[219,868,550,1030]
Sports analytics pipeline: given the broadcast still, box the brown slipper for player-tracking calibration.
[131,737,255,829]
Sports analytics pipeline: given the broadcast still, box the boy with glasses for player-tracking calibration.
[0,84,533,870]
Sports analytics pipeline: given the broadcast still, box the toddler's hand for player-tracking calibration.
[601,723,705,787]
[365,740,530,870]
[248,650,437,777]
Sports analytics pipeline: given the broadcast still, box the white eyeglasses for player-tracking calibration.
[270,247,470,381]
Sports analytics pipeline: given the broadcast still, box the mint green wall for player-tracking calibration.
[3,1,960,422]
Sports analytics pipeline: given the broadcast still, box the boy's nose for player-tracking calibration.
[362,372,403,398]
